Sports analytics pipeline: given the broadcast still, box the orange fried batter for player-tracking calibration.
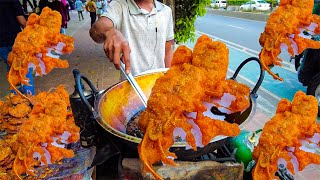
[0,86,79,178]
[252,91,320,180]
[7,7,74,97]
[8,103,31,118]
[0,94,31,137]
[138,35,250,179]
[192,35,230,99]
[171,45,193,66]
[259,0,320,80]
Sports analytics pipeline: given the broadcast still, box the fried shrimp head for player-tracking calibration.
[138,35,250,180]
[252,91,320,180]
[7,7,74,98]
[259,0,320,80]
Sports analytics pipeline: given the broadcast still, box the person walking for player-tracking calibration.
[50,0,69,34]
[89,0,174,79]
[1,0,35,95]
[75,0,84,21]
[39,0,50,13]
[67,0,75,12]
[96,0,103,18]
[102,0,108,13]
[63,0,71,23]
[22,0,38,14]
[86,0,97,26]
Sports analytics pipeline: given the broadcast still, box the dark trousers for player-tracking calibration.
[90,12,97,27]
[78,11,84,20]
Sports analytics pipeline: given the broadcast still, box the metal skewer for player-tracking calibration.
[120,62,148,108]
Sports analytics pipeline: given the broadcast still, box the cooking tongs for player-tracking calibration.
[120,62,148,108]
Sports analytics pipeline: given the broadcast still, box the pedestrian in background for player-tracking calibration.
[50,0,69,34]
[1,0,35,95]
[86,0,97,26]
[96,0,103,18]
[39,0,50,13]
[68,0,75,12]
[102,0,108,13]
[63,0,71,23]
[22,0,38,14]
[75,0,85,21]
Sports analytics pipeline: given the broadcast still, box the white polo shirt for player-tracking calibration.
[101,0,174,77]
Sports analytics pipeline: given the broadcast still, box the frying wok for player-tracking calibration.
[74,57,264,160]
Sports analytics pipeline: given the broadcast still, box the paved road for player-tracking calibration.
[187,14,307,114]
[194,13,292,66]
[195,14,264,51]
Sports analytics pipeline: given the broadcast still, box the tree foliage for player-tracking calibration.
[174,0,211,44]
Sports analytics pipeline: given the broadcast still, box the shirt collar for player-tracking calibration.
[127,0,164,15]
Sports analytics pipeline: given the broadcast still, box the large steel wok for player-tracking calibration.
[74,57,265,160]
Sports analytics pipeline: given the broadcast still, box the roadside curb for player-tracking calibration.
[206,8,270,22]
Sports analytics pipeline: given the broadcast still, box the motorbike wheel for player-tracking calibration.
[307,72,320,117]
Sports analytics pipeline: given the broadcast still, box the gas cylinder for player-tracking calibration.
[230,129,261,170]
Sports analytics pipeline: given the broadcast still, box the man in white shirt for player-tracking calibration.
[89,0,174,78]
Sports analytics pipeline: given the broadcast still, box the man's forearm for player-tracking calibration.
[90,25,106,43]
[89,17,113,43]
[16,15,27,29]
[164,40,174,68]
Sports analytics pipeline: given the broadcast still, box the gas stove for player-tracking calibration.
[95,140,242,180]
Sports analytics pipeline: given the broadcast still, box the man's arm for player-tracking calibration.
[90,17,113,43]
[13,0,26,28]
[90,17,131,73]
[85,3,89,11]
[93,2,97,11]
[164,40,173,68]
[16,15,27,28]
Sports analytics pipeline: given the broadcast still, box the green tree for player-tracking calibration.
[174,0,211,43]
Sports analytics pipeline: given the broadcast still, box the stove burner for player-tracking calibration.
[192,144,236,163]
[96,140,238,179]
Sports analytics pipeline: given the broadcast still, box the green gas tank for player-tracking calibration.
[230,129,261,170]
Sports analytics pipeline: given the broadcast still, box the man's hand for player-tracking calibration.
[90,17,131,74]
[103,29,131,74]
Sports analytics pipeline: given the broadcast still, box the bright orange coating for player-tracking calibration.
[252,91,320,180]
[2,85,80,178]
[7,7,74,97]
[192,35,230,99]
[259,0,320,80]
[195,115,240,146]
[171,45,193,66]
[138,35,250,180]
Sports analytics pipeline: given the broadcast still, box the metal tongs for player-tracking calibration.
[120,62,148,108]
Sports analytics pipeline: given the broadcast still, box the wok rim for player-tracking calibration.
[95,70,257,148]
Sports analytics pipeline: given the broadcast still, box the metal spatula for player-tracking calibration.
[120,62,148,108]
